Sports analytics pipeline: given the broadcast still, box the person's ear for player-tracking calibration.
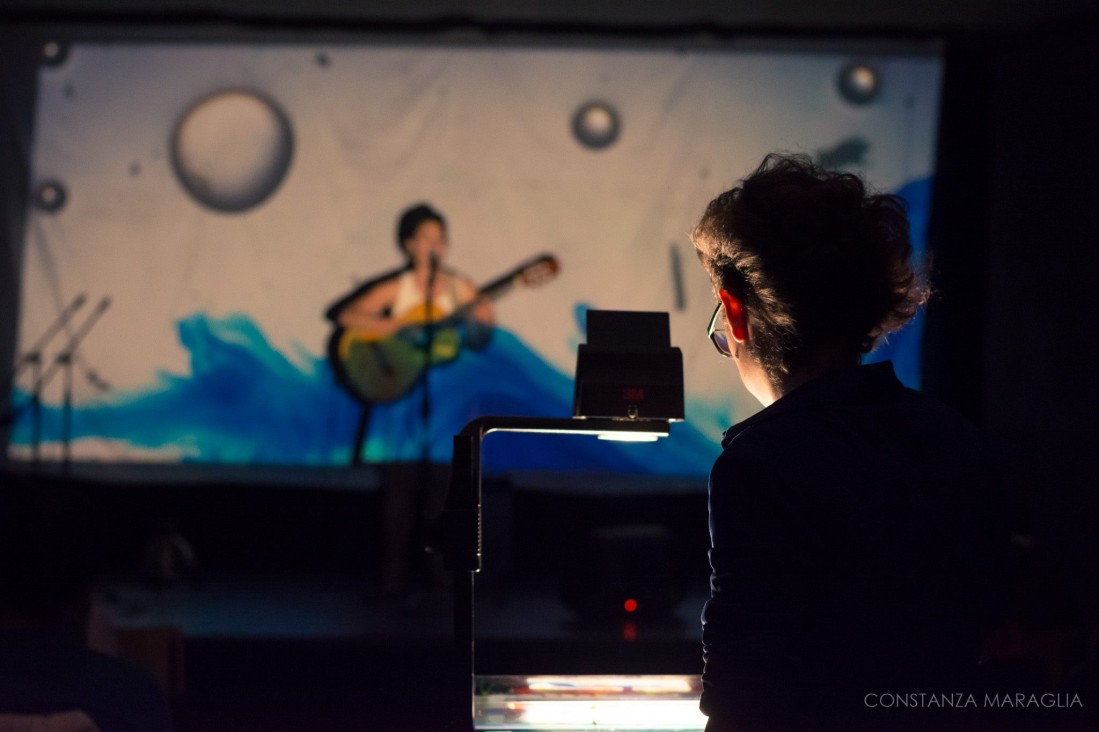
[718,289,748,343]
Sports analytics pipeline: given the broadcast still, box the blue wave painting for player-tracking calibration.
[8,177,930,474]
[8,316,718,475]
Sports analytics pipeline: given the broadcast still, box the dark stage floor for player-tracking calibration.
[94,572,708,731]
[3,464,711,731]
[7,465,1098,730]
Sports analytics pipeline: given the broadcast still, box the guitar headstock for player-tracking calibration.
[516,254,560,288]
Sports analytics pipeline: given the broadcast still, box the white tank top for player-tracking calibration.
[391,269,458,320]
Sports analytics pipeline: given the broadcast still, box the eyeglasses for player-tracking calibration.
[708,303,733,358]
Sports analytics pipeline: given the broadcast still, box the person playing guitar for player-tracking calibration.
[328,202,495,369]
[325,202,558,611]
[324,202,494,611]
[325,203,558,409]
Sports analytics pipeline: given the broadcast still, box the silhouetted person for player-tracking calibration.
[690,153,1013,731]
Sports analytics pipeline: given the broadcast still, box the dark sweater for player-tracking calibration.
[701,362,1010,730]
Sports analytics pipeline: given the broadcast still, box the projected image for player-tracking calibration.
[9,42,941,474]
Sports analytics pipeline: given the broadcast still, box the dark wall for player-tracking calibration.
[0,0,1095,32]
[926,23,1099,633]
[0,32,37,455]
[982,32,1099,491]
[983,29,1099,620]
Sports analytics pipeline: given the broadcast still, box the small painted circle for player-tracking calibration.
[35,180,67,212]
[41,41,69,67]
[838,63,880,105]
[572,101,621,150]
[171,90,294,213]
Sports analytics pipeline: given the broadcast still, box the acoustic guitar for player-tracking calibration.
[329,253,559,404]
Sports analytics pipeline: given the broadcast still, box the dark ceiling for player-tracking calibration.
[1,0,1097,37]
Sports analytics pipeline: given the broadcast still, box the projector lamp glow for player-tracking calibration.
[474,674,706,730]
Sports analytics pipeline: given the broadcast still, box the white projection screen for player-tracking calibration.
[8,39,942,478]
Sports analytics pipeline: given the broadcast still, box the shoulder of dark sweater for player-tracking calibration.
[721,361,979,448]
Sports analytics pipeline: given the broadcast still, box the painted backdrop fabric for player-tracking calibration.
[10,43,941,474]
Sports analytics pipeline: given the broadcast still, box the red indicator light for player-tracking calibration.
[624,598,638,613]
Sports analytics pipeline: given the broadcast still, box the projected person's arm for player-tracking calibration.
[334,277,402,336]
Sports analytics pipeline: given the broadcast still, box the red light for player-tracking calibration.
[624,598,638,613]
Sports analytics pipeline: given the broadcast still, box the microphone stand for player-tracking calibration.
[1,294,87,465]
[413,254,439,593]
[420,252,438,464]
[33,297,111,475]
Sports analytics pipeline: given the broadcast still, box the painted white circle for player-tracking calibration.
[573,101,621,150]
[838,64,880,105]
[172,90,294,212]
[583,106,615,136]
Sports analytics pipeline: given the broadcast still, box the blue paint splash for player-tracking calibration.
[862,176,930,389]
[8,314,717,475]
[11,313,359,465]
[8,176,931,473]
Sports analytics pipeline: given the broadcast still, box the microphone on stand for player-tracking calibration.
[424,251,440,342]
[419,250,440,437]
[1,293,88,431]
[12,292,87,372]
[427,251,440,291]
[85,369,111,392]
[81,299,113,390]
[424,251,440,333]
[60,297,111,358]
[54,295,112,472]
[69,293,89,316]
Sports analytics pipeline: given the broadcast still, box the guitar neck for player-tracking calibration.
[434,275,515,326]
[477,271,522,302]
[425,255,556,327]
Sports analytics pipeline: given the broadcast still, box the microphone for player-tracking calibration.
[16,293,87,368]
[78,299,114,391]
[424,251,439,329]
[427,251,439,287]
[56,297,110,360]
[85,368,111,391]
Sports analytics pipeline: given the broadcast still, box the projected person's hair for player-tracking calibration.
[396,203,446,258]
